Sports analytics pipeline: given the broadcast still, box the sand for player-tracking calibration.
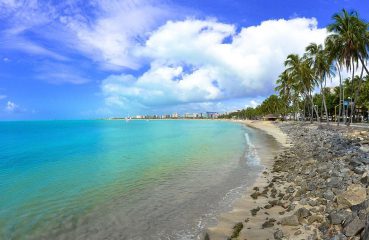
[206,120,295,240]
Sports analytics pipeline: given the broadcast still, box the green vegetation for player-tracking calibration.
[221,9,369,125]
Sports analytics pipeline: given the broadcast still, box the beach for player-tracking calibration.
[207,121,369,239]
[207,120,291,240]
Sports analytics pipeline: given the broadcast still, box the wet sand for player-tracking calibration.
[207,120,292,240]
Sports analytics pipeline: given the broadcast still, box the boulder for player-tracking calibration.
[343,216,365,237]
[337,184,366,209]
[281,215,299,226]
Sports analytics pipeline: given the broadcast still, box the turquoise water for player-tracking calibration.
[0,120,268,240]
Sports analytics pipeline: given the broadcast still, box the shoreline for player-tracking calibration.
[207,120,291,239]
[207,121,369,240]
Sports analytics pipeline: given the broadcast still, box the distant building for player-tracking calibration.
[262,114,280,121]
[171,113,179,118]
[206,112,219,119]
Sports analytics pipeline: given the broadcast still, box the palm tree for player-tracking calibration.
[327,9,369,124]
[284,54,318,123]
[325,36,344,125]
[305,43,335,124]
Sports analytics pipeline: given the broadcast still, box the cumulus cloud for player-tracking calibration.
[5,101,19,112]
[102,18,327,112]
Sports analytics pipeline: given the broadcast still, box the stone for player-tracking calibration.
[330,233,348,240]
[294,230,302,235]
[337,184,366,209]
[250,191,261,199]
[295,207,311,219]
[281,215,299,226]
[328,211,349,225]
[343,216,365,237]
[250,207,260,216]
[273,229,284,240]
[308,215,323,224]
[308,199,318,207]
[323,190,335,201]
[262,219,274,228]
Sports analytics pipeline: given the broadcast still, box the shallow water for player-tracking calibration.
[0,120,276,240]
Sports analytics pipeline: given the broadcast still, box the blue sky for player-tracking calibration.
[0,0,368,120]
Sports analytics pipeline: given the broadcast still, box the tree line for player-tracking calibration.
[222,9,369,125]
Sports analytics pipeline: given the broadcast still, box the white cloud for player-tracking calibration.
[62,0,173,70]
[102,18,327,112]
[34,62,90,85]
[5,101,19,112]
[0,0,175,69]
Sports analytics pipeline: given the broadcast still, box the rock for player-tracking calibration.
[337,184,366,208]
[323,190,335,201]
[308,215,323,224]
[353,165,366,175]
[328,211,350,225]
[262,219,274,228]
[318,222,330,235]
[295,207,311,219]
[250,207,260,216]
[308,199,318,207]
[273,229,284,240]
[327,177,341,188]
[330,233,347,240]
[250,191,261,199]
[360,145,369,153]
[281,215,299,226]
[230,222,243,239]
[286,185,295,193]
[294,230,302,235]
[343,216,365,237]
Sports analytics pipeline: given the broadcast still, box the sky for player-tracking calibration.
[0,0,368,120]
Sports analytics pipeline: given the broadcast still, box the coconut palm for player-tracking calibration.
[305,43,335,124]
[327,9,369,124]
[284,54,318,123]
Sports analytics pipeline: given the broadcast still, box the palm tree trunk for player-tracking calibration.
[353,67,364,122]
[349,67,355,125]
[359,56,369,75]
[337,64,342,126]
[320,80,329,124]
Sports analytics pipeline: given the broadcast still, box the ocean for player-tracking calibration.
[0,120,276,240]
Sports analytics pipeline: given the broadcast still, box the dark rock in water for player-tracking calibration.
[281,215,299,226]
[230,222,243,239]
[250,207,261,216]
[250,191,261,199]
[343,216,365,237]
[273,229,284,240]
[262,219,275,228]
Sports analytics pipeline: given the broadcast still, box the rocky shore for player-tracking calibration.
[208,121,369,240]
